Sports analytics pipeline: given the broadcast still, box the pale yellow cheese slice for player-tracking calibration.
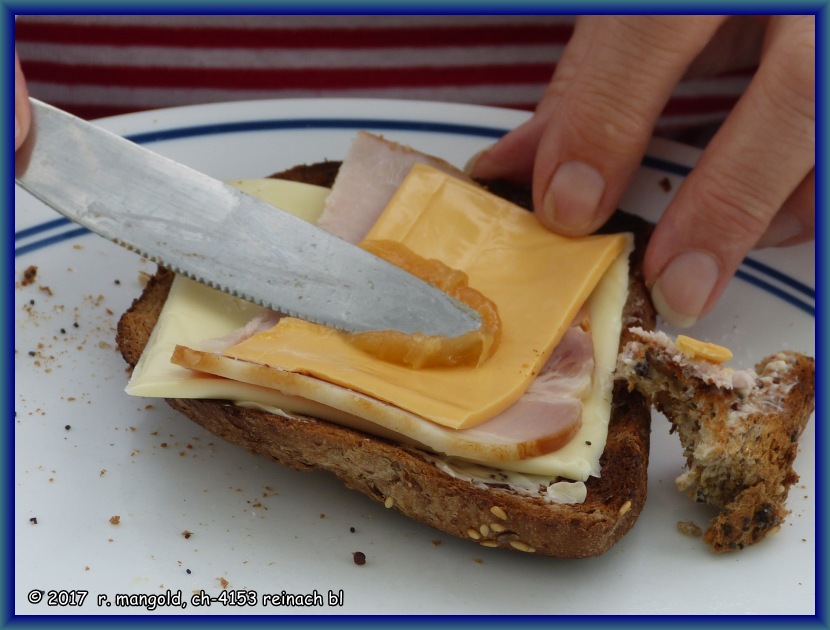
[220,165,627,429]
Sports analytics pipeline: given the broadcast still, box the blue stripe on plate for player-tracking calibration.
[735,269,815,317]
[640,155,692,177]
[125,119,509,145]
[15,227,90,257]
[742,256,816,300]
[14,116,814,318]
[15,217,72,241]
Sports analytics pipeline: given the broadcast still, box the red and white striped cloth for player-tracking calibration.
[15,15,753,135]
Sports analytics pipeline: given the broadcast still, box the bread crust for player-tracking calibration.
[116,165,656,558]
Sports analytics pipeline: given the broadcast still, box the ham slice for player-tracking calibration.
[456,317,593,457]
[173,311,592,462]
[197,309,283,354]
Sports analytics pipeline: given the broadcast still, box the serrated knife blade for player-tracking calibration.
[15,99,481,337]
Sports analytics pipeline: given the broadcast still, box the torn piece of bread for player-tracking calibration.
[616,328,815,552]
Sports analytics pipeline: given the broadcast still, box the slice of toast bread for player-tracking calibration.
[616,329,815,552]
[117,162,657,558]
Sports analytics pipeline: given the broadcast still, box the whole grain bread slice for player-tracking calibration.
[116,162,656,558]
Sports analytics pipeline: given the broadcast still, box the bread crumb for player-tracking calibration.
[21,265,38,286]
[109,515,121,525]
[182,530,193,539]
[677,520,703,538]
[217,577,229,589]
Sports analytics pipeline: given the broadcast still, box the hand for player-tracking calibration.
[15,51,31,151]
[471,15,814,327]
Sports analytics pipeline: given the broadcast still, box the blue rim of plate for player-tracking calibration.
[14,117,815,318]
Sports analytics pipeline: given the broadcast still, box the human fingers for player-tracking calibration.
[15,51,31,151]
[531,16,730,236]
[645,15,814,327]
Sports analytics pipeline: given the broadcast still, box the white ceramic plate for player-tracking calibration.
[14,99,815,616]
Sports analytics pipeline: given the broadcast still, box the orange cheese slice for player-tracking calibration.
[215,164,627,430]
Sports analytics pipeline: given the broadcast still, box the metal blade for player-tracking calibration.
[15,99,481,336]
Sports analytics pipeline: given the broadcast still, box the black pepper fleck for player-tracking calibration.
[585,440,592,446]
[114,279,121,285]
[64,425,71,431]
[60,328,67,334]
[186,569,191,575]
[352,551,366,566]
[349,527,356,533]
[29,517,38,524]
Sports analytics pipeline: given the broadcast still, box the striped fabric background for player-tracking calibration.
[15,14,752,134]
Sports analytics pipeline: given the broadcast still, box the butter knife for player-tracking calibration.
[15,99,480,336]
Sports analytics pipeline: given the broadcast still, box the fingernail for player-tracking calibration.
[755,211,803,249]
[651,251,720,328]
[542,161,605,232]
